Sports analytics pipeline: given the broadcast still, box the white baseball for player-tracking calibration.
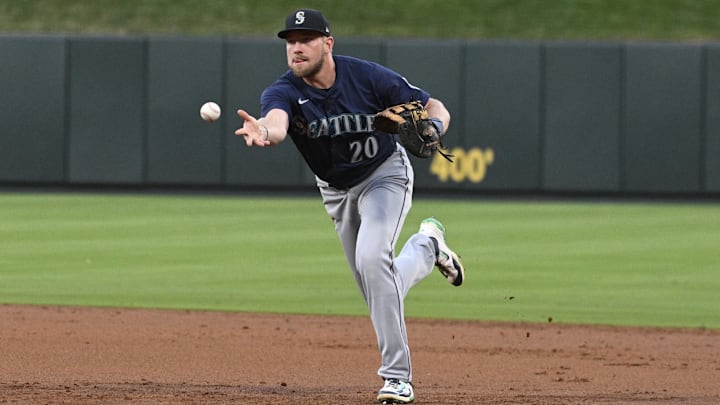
[200,101,221,122]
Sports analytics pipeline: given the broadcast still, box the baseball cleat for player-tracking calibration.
[377,378,414,404]
[419,217,464,286]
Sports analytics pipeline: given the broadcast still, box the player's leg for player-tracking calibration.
[319,147,422,388]
[353,148,418,383]
[394,216,466,296]
[393,232,436,298]
[418,217,465,286]
[319,167,414,381]
[357,185,412,382]
[318,183,366,301]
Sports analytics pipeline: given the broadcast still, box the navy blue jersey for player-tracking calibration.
[261,55,430,189]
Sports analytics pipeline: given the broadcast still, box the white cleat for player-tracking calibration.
[377,378,414,404]
[419,217,464,286]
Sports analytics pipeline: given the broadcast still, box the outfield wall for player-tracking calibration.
[1,34,718,195]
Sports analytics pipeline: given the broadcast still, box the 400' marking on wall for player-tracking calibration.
[429,147,494,183]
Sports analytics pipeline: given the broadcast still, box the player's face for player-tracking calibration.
[285,31,329,79]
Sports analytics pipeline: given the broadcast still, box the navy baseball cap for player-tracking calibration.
[277,9,331,39]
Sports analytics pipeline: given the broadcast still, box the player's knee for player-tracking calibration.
[355,249,392,282]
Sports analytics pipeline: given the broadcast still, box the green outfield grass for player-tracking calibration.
[1,0,720,40]
[1,192,718,329]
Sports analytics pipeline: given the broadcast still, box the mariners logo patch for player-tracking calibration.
[295,11,305,25]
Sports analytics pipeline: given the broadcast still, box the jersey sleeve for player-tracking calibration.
[371,62,431,107]
[260,79,295,117]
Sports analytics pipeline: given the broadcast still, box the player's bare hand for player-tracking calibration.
[235,109,271,147]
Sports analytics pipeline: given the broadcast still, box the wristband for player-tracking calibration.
[431,118,444,134]
[261,125,269,141]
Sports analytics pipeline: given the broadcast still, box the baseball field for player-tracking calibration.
[2,192,719,328]
[3,1,720,403]
[1,192,719,403]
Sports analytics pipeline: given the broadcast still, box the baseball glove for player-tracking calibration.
[374,101,453,161]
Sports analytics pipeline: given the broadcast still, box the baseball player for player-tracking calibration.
[235,9,465,404]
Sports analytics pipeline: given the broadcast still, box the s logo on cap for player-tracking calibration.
[278,9,330,39]
[295,11,305,25]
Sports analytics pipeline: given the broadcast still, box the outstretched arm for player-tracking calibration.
[235,108,290,147]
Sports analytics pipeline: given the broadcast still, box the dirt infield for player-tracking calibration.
[1,305,718,404]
